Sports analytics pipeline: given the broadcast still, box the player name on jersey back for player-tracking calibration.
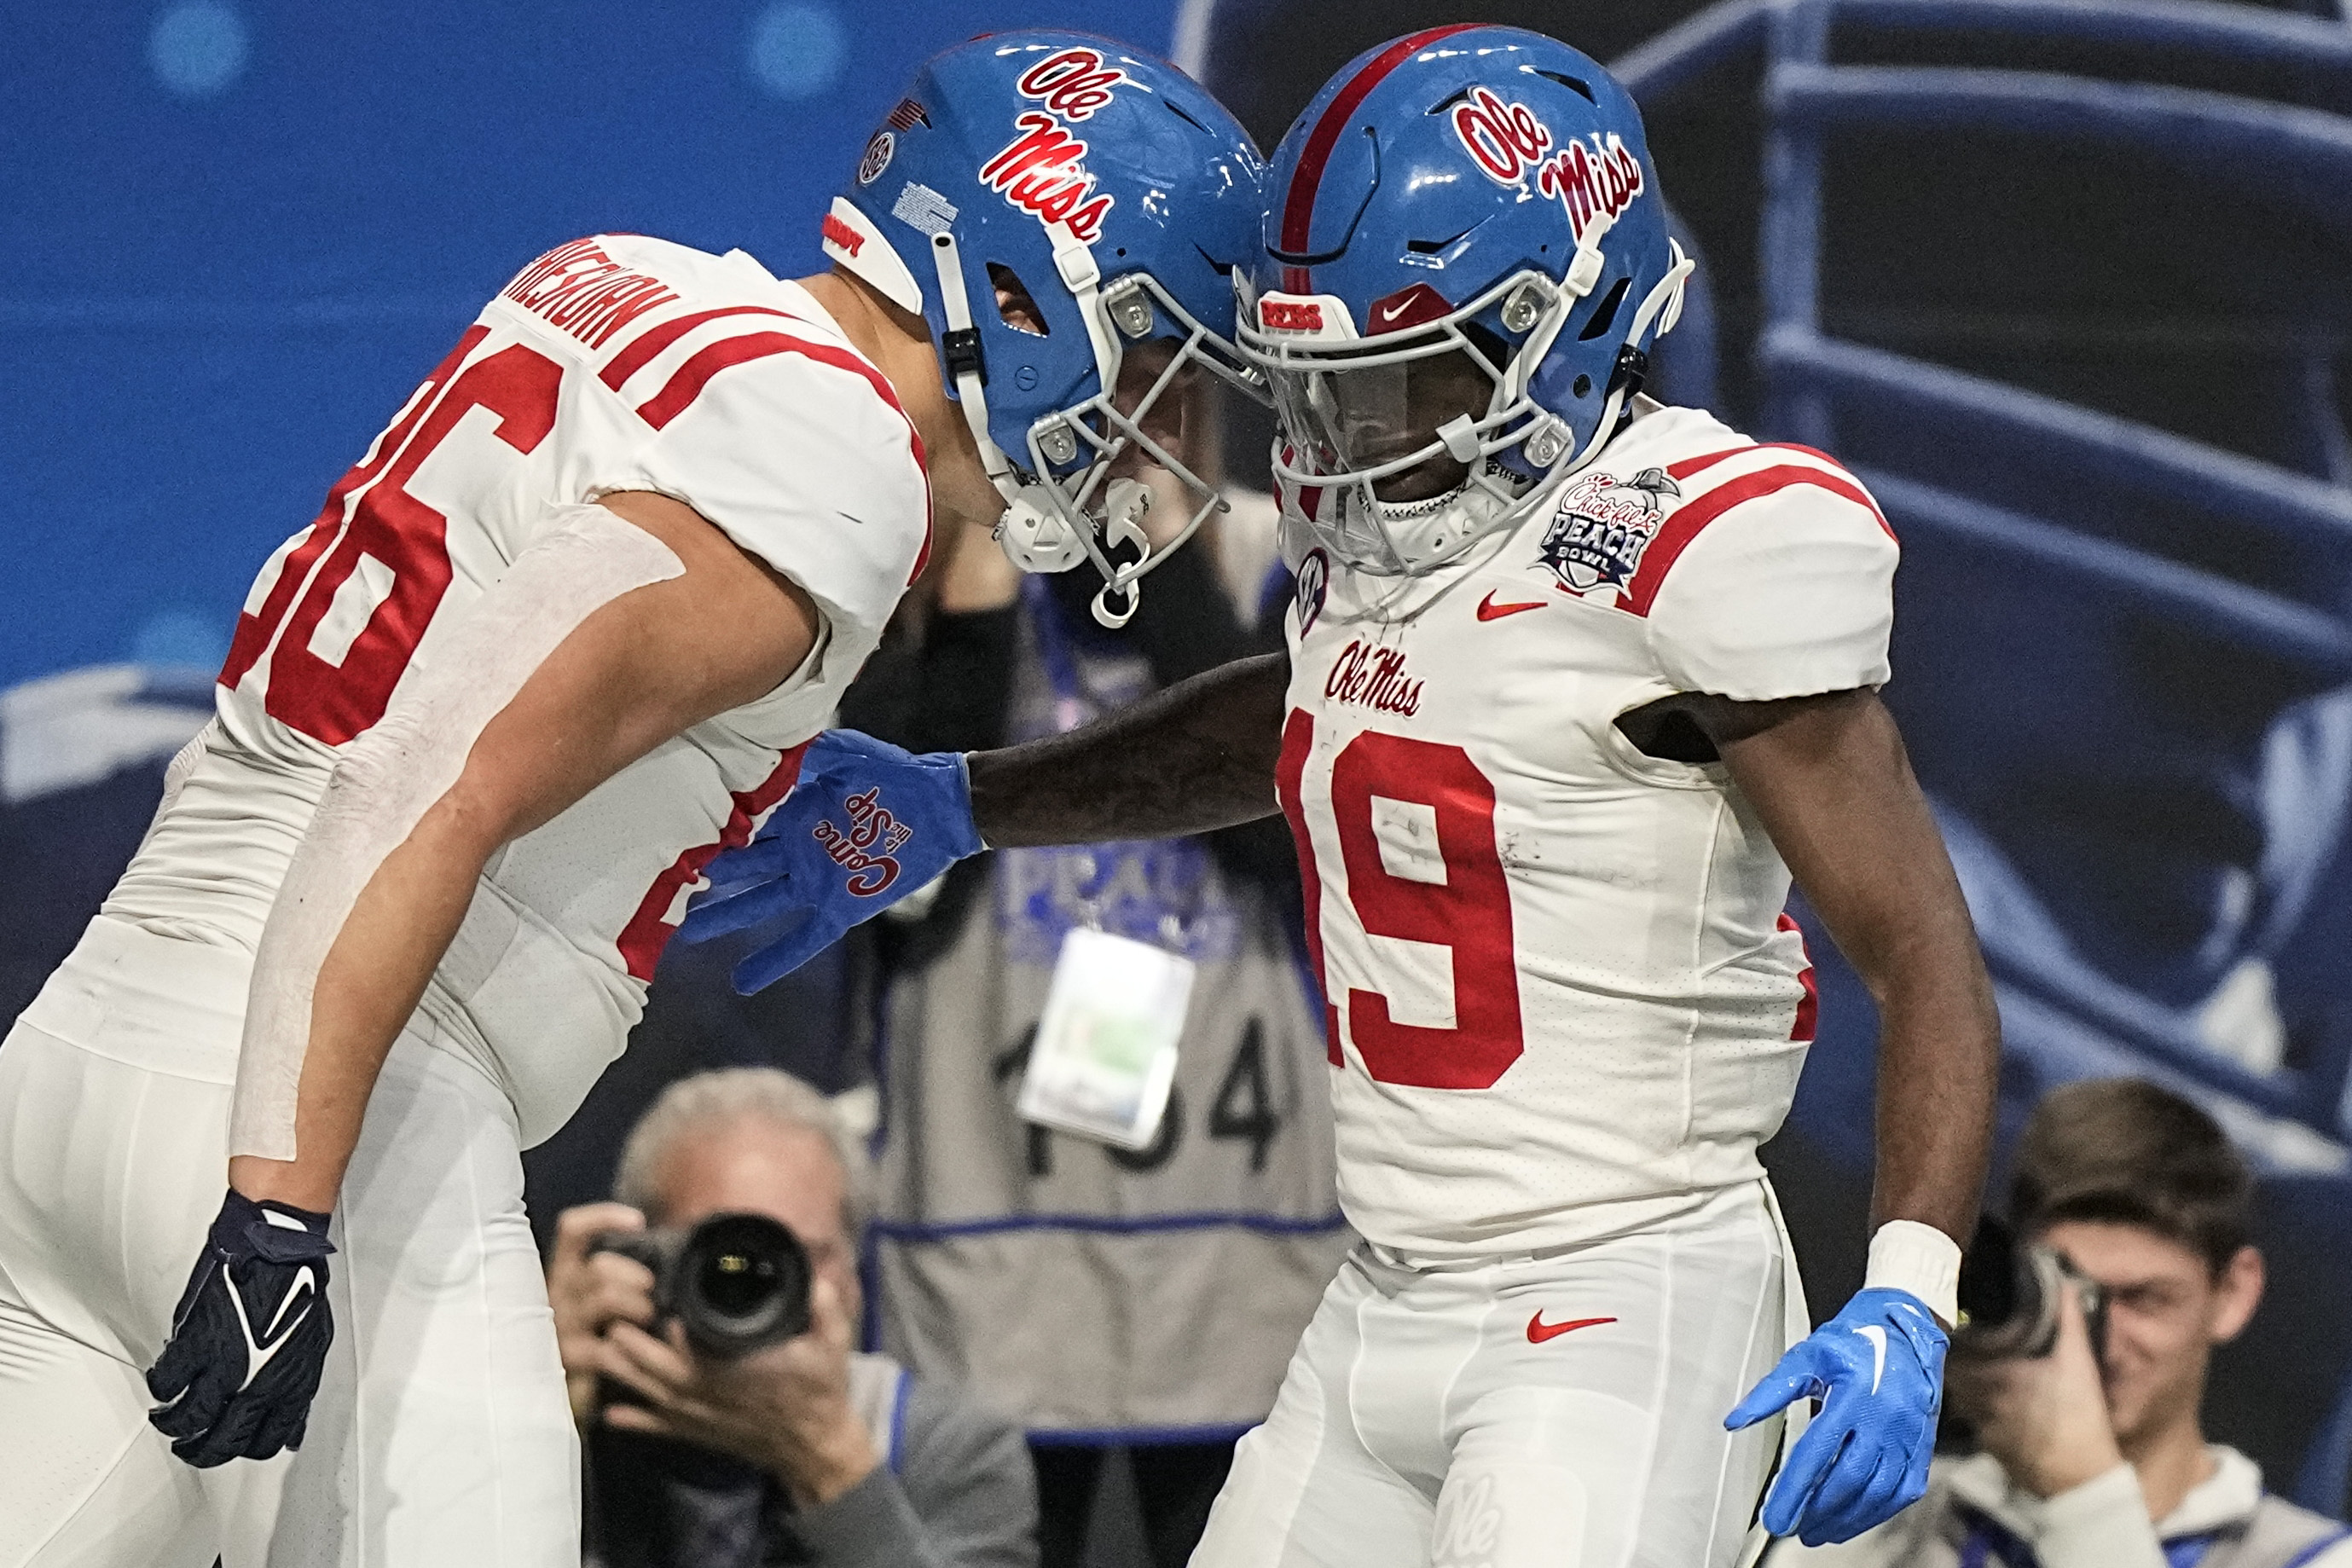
[107,234,932,1146]
[1277,406,1897,1258]
[498,236,682,350]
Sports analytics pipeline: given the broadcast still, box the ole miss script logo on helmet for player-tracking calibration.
[978,46,1129,242]
[1450,87,1646,249]
[1538,468,1681,593]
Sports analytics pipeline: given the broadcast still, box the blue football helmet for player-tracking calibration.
[826,32,1266,624]
[1242,26,1693,576]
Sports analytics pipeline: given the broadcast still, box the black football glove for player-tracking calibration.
[147,1189,336,1467]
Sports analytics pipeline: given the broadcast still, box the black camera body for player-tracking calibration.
[588,1211,814,1360]
[1953,1214,2110,1364]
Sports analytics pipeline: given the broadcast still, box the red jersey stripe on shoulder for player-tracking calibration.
[600,305,804,391]
[636,332,892,432]
[1279,25,1483,271]
[632,329,936,582]
[1621,464,1889,618]
[1666,441,1851,483]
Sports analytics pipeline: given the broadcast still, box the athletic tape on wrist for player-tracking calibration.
[229,502,684,1160]
[1864,1219,1964,1328]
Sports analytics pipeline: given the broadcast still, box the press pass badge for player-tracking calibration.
[1018,927,1195,1150]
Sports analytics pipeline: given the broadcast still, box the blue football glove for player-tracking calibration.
[681,729,985,993]
[1725,1287,1948,1546]
[147,1189,337,1467]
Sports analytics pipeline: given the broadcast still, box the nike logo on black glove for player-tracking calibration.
[148,1189,337,1468]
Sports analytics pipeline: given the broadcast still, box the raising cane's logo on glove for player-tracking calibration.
[812,787,916,896]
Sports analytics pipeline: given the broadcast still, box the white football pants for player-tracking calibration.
[0,916,578,1567]
[1191,1181,1802,1568]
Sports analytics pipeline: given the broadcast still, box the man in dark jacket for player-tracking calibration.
[549,1068,1038,1568]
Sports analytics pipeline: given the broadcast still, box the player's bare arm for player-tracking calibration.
[965,651,1290,847]
[229,492,819,1213]
[1706,686,1997,1546]
[1672,686,1999,1252]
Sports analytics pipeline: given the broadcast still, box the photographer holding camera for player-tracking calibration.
[1776,1078,2348,1567]
[547,1068,1037,1568]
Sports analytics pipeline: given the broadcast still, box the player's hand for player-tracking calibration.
[1725,1286,1948,1546]
[146,1189,337,1467]
[680,729,985,993]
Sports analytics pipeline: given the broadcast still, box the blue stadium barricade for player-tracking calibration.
[1748,0,2352,1148]
[1616,0,2352,1488]
[2299,1362,2352,1519]
[0,664,215,1029]
[1615,0,2352,1149]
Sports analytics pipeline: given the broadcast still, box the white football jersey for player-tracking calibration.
[104,234,931,1143]
[1277,404,1897,1258]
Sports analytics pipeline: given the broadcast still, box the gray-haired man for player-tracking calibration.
[547,1068,1038,1568]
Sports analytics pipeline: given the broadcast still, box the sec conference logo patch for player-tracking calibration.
[1537,467,1680,593]
[857,130,895,187]
[1295,547,1330,635]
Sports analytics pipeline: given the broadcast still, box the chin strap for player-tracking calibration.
[928,229,1013,491]
[930,223,1140,587]
[1560,240,1694,476]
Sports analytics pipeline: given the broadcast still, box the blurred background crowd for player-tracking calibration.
[6,0,2351,1561]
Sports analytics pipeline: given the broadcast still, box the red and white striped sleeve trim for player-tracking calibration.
[1619,442,1893,619]
[598,305,935,582]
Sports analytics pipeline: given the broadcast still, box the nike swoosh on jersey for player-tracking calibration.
[1476,591,1548,622]
[1526,1312,1617,1345]
[228,1264,317,1392]
[1857,1324,1888,1394]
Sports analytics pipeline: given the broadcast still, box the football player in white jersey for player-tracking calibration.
[683,27,2003,1568]
[0,32,1266,1568]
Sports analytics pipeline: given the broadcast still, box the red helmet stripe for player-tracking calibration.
[1279,25,1484,268]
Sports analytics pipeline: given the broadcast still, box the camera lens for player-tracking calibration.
[674,1212,813,1358]
[700,1246,777,1316]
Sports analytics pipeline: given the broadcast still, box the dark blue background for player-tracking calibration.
[0,0,1178,690]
